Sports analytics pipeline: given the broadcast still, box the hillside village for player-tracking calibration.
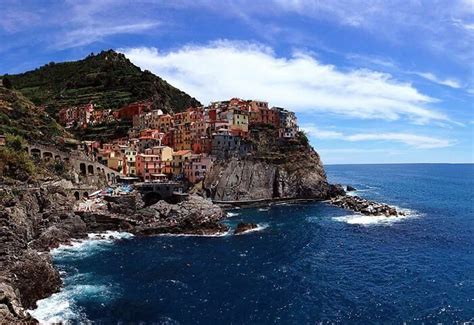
[55,98,299,184]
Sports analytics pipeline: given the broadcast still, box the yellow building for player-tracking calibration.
[124,148,137,176]
[172,150,192,176]
[231,108,249,132]
[107,151,124,173]
[145,146,173,162]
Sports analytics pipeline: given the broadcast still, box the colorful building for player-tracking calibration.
[172,150,192,176]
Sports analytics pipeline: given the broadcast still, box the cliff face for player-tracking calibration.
[204,128,334,201]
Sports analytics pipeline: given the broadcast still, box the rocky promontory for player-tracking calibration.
[204,127,339,202]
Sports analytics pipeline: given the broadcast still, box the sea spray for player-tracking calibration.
[29,231,133,323]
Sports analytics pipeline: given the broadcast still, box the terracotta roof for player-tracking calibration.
[173,150,192,155]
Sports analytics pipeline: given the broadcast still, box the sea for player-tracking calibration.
[29,164,474,324]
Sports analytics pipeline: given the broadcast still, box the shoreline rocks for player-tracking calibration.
[234,222,258,235]
[0,182,228,323]
[346,185,357,192]
[329,195,404,217]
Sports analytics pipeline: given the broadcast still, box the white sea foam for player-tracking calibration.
[226,211,240,217]
[29,231,133,322]
[333,207,418,226]
[29,283,115,323]
[258,207,270,212]
[51,231,134,258]
[153,229,232,238]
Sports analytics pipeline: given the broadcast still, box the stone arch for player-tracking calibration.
[96,166,101,174]
[83,192,89,198]
[55,155,61,160]
[31,148,41,158]
[87,165,94,175]
[107,173,111,181]
[80,163,86,175]
[64,157,70,163]
[43,151,53,159]
[143,192,162,206]
[74,191,80,200]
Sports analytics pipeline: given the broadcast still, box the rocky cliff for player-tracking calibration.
[204,126,340,202]
[0,182,226,323]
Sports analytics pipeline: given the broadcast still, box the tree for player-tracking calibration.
[5,133,25,151]
[297,131,309,146]
[2,77,12,89]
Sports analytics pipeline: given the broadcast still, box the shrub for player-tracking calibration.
[297,131,309,146]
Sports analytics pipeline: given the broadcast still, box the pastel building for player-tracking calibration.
[184,155,214,183]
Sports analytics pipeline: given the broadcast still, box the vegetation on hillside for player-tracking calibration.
[0,134,75,184]
[0,134,35,181]
[0,87,69,142]
[249,125,313,163]
[3,50,200,116]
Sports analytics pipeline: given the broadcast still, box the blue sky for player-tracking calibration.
[1,0,473,164]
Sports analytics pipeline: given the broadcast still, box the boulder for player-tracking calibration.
[134,195,228,236]
[234,222,258,235]
[346,185,357,192]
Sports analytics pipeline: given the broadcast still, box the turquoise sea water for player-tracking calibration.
[31,164,474,323]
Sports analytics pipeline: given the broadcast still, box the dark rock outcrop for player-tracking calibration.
[0,184,78,322]
[346,185,357,192]
[234,222,258,235]
[329,195,404,217]
[134,195,228,236]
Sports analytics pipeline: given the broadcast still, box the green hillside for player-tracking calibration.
[0,86,69,142]
[2,50,200,117]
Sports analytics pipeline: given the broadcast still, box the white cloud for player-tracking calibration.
[302,124,452,149]
[301,125,343,139]
[120,42,449,124]
[413,72,462,89]
[346,133,452,149]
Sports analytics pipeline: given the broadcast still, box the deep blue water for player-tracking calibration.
[31,164,474,323]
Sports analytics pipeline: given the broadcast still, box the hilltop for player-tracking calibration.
[2,50,200,117]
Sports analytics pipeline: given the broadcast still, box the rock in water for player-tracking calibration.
[329,195,404,217]
[346,185,357,192]
[234,222,258,235]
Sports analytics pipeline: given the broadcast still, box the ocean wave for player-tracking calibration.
[258,207,270,212]
[226,211,240,217]
[333,208,418,226]
[28,282,116,324]
[52,231,134,259]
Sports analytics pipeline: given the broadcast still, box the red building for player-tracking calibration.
[116,101,153,120]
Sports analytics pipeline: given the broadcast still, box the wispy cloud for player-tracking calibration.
[57,22,160,49]
[121,41,450,124]
[411,72,462,89]
[301,125,343,139]
[346,133,452,149]
[301,124,453,149]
